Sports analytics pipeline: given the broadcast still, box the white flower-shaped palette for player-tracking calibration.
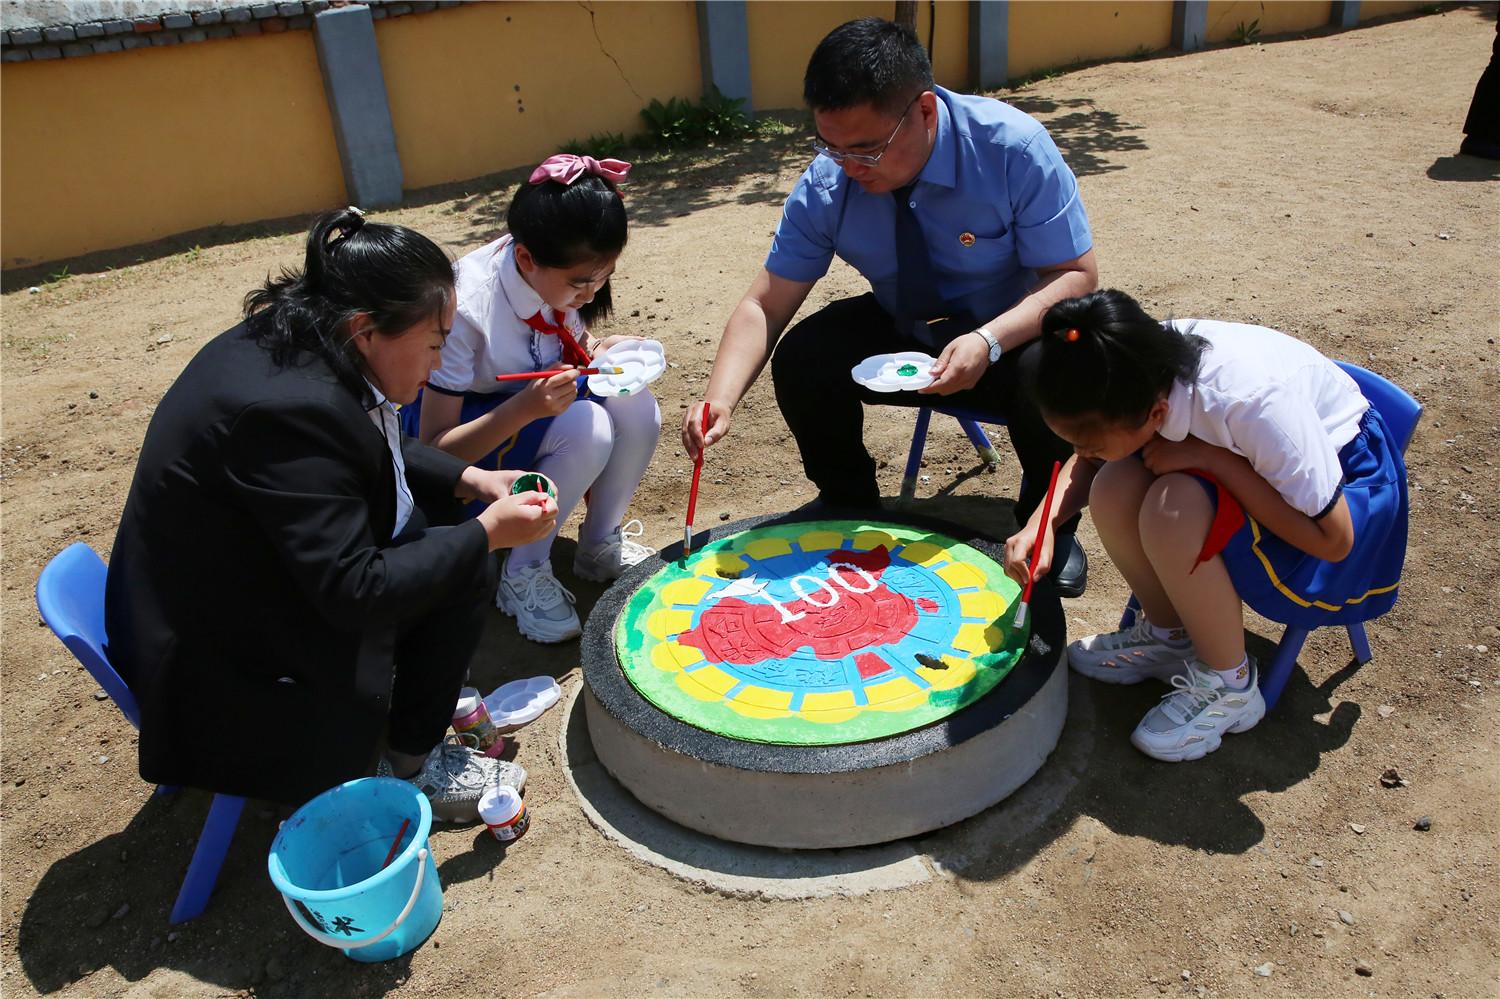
[588,339,667,397]
[850,351,937,392]
[483,676,563,732]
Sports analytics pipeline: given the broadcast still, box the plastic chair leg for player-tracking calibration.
[957,417,1002,469]
[1260,627,1309,711]
[170,793,246,924]
[901,408,934,500]
[1346,622,1372,665]
[1120,594,1141,630]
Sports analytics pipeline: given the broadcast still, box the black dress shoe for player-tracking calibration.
[1051,533,1088,598]
[1459,135,1500,160]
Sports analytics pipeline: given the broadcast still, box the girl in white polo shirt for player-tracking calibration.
[1004,289,1408,762]
[400,155,660,644]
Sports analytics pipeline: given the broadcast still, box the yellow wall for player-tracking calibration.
[747,1,889,111]
[1205,1,1330,43]
[0,32,343,269]
[1007,1,1175,79]
[377,1,701,190]
[0,0,1447,269]
[923,1,973,94]
[746,1,973,110]
[1358,1,1428,21]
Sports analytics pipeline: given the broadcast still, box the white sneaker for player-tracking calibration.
[1068,616,1195,685]
[1130,659,1266,763]
[496,560,581,643]
[377,736,528,823]
[572,519,654,582]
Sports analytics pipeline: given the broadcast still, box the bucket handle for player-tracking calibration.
[280,847,429,950]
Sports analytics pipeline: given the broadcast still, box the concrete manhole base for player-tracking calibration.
[580,511,1071,851]
[558,669,1097,899]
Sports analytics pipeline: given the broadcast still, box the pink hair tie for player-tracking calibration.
[529,154,631,187]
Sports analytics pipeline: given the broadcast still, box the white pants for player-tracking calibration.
[506,390,660,572]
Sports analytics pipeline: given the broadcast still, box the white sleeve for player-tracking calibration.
[1226,387,1346,518]
[427,311,484,394]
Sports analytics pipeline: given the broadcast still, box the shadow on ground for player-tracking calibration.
[12,543,593,998]
[1008,96,1150,177]
[13,792,415,997]
[17,491,1366,992]
[1426,153,1500,181]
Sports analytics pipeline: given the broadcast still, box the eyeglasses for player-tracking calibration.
[810,95,920,167]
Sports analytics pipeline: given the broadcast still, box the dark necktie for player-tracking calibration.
[523,308,592,367]
[892,184,946,343]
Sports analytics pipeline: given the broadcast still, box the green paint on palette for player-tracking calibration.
[897,363,919,377]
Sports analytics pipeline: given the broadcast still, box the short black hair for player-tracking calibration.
[803,17,933,116]
[1035,289,1208,428]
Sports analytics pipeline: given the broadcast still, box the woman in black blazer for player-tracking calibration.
[105,210,558,821]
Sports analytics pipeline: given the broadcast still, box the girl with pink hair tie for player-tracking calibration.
[400,154,659,644]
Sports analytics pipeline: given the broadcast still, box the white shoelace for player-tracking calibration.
[1157,667,1223,725]
[508,564,576,612]
[1098,616,1157,651]
[617,519,652,562]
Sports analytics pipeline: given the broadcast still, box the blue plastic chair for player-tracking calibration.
[35,542,246,924]
[901,407,1006,500]
[1121,361,1422,709]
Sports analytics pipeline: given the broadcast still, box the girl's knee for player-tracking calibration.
[1090,458,1151,522]
[542,401,615,462]
[1139,473,1214,546]
[602,389,661,436]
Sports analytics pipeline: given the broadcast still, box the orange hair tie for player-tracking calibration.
[1063,328,1081,342]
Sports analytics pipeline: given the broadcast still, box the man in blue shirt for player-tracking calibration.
[682,17,1098,594]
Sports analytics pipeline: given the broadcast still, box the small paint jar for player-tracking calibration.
[511,472,557,500]
[452,687,506,758]
[478,785,530,843]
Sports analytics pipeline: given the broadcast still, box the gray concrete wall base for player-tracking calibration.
[312,5,403,208]
[1173,0,1208,52]
[695,0,752,109]
[969,0,1008,92]
[584,654,1068,850]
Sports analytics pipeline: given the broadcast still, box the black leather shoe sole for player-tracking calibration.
[1052,533,1088,598]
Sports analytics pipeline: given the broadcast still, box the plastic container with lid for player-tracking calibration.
[478,785,529,843]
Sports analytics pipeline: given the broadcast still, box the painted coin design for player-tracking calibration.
[614,520,1027,745]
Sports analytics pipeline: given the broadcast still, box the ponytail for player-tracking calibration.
[244,209,453,404]
[1036,289,1207,427]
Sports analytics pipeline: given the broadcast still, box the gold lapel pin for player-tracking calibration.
[958,232,976,247]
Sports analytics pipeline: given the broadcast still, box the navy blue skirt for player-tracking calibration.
[399,385,592,515]
[1200,407,1408,628]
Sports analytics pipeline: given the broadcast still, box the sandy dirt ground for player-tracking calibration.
[3,7,1498,998]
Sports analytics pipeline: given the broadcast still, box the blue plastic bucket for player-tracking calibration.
[267,777,442,962]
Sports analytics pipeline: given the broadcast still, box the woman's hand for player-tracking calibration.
[1141,436,1222,477]
[456,467,522,504]
[1004,516,1054,587]
[919,332,990,395]
[590,334,641,357]
[682,400,728,461]
[476,492,557,551]
[519,370,577,421]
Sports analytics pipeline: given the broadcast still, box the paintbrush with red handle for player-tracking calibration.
[380,817,410,870]
[494,366,623,382]
[1014,459,1063,629]
[684,403,711,556]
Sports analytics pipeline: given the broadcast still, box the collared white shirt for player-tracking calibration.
[364,379,414,537]
[427,234,587,395]
[1158,320,1369,518]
